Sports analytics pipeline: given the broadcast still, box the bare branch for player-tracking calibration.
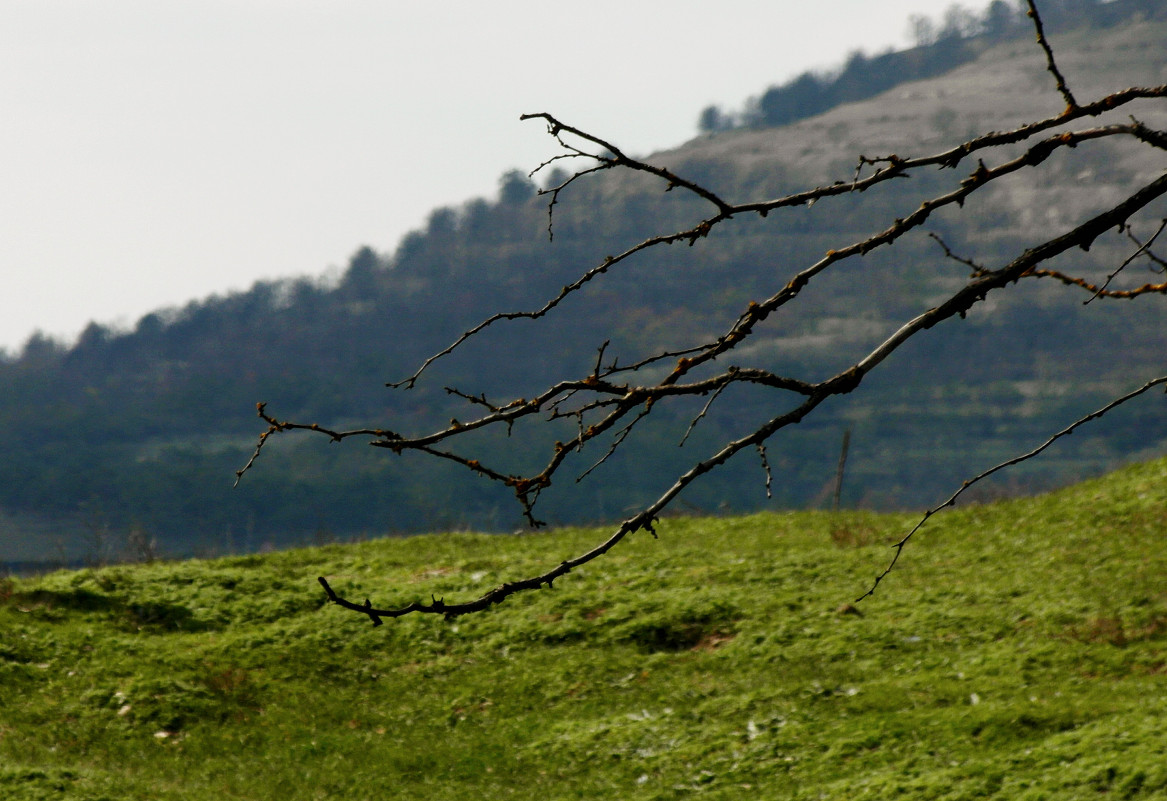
[679,383,729,447]
[236,5,1167,622]
[520,112,736,216]
[392,113,1164,390]
[325,162,1167,621]
[756,444,773,499]
[1028,269,1167,301]
[1084,217,1167,303]
[1025,0,1078,111]
[319,509,660,620]
[575,407,651,484]
[1128,222,1167,271]
[234,403,396,487]
[928,232,989,276]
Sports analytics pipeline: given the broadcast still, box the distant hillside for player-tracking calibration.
[1,10,1165,562]
[700,0,1167,134]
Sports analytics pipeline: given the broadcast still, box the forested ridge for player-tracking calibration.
[2,3,1165,564]
[701,0,1167,132]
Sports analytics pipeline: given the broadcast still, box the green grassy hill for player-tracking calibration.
[2,457,1166,800]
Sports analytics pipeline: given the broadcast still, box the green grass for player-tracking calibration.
[2,458,1166,800]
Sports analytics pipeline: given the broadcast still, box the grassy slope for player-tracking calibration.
[2,458,1166,800]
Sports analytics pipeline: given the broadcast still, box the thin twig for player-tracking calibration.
[756,443,773,499]
[1025,0,1078,111]
[1129,222,1167,271]
[679,383,729,447]
[1085,217,1167,303]
[576,407,651,483]
[858,374,1167,603]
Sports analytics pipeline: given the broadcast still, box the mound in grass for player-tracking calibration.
[1,458,1165,800]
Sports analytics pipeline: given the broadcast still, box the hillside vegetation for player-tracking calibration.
[1,7,1165,559]
[2,457,1165,799]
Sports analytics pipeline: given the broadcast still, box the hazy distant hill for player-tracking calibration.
[2,9,1165,563]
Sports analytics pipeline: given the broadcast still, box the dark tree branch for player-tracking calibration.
[1127,222,1167,271]
[519,112,736,216]
[680,383,729,447]
[1025,0,1078,111]
[319,509,660,619]
[1083,217,1167,303]
[756,444,773,499]
[235,3,1167,623]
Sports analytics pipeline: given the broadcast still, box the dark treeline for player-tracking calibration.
[2,8,1165,564]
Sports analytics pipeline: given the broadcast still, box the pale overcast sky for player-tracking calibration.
[0,1,989,353]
